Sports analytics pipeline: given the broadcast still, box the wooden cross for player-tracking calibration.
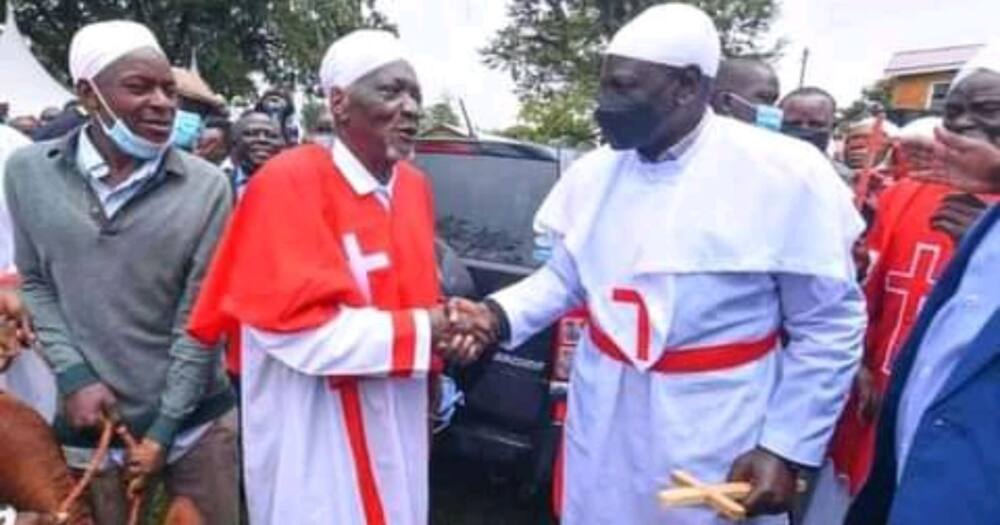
[659,470,807,521]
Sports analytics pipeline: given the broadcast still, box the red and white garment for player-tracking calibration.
[189,141,441,525]
[493,113,867,525]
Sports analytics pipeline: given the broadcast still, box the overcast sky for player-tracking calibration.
[378,0,999,130]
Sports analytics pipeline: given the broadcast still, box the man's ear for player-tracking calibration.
[674,66,705,106]
[329,87,350,127]
[76,80,100,118]
[711,90,732,116]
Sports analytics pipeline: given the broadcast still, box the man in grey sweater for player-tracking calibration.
[4,21,236,524]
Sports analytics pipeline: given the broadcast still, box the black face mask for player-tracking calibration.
[781,123,831,153]
[594,95,662,151]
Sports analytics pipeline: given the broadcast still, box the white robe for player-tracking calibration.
[492,113,866,525]
[241,308,432,525]
[237,143,435,525]
[0,125,57,422]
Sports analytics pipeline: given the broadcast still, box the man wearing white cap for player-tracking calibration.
[448,4,865,524]
[188,29,473,525]
[846,40,1000,525]
[4,20,237,523]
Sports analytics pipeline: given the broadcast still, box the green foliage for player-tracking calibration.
[299,96,328,133]
[1,0,392,98]
[838,79,893,129]
[501,89,597,148]
[482,0,780,145]
[422,95,461,132]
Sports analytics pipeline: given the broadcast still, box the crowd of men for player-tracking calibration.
[0,3,998,525]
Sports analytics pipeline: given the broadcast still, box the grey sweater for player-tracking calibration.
[4,131,234,447]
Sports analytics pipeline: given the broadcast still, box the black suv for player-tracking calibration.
[416,135,584,511]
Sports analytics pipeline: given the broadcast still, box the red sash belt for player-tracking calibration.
[588,321,780,374]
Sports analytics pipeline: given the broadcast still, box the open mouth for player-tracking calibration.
[138,120,174,141]
[395,126,418,143]
[248,146,275,161]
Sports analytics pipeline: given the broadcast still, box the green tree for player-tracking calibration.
[483,0,780,146]
[501,88,597,147]
[838,79,893,129]
[422,95,461,132]
[1,0,392,98]
[299,96,328,133]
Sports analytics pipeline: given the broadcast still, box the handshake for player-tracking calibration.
[428,298,502,365]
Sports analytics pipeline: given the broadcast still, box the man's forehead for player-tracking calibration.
[601,54,679,83]
[949,70,1000,100]
[783,94,833,114]
[95,48,171,82]
[240,113,277,129]
[352,60,418,87]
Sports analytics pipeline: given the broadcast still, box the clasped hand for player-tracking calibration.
[429,298,500,365]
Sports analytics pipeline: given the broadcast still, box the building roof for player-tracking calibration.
[0,3,73,117]
[884,43,984,77]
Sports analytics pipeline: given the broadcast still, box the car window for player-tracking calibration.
[416,151,559,268]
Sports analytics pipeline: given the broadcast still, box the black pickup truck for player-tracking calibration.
[415,135,585,512]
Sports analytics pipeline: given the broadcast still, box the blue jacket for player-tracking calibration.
[847,204,1000,525]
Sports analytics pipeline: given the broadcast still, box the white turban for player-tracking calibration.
[69,20,164,83]
[605,3,721,77]
[319,30,409,93]
[847,116,900,138]
[952,39,1000,89]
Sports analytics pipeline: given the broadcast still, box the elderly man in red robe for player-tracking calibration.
[188,30,475,525]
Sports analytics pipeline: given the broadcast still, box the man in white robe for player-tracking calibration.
[0,124,56,422]
[449,4,866,524]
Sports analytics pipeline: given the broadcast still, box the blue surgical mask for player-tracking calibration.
[171,110,204,151]
[90,82,171,160]
[754,105,784,132]
[725,92,784,132]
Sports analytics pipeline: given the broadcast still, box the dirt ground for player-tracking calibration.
[430,454,556,525]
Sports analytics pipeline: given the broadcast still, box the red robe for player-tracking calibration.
[829,179,957,493]
[189,144,440,373]
[188,144,441,524]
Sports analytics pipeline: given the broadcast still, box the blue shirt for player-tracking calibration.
[896,218,1000,480]
[76,126,164,218]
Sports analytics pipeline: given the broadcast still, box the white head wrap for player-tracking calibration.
[605,3,721,77]
[847,116,900,138]
[952,40,1000,89]
[319,30,409,93]
[898,116,942,140]
[69,20,164,84]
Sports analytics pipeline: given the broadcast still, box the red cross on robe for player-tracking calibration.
[830,179,957,493]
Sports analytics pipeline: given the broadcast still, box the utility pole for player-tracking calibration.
[798,47,810,88]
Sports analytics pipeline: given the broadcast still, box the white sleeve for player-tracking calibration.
[244,307,433,378]
[759,273,866,467]
[490,243,586,348]
[0,127,30,273]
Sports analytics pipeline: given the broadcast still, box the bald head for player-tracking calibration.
[711,58,780,122]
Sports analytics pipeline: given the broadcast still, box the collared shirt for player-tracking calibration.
[332,138,395,208]
[76,125,164,218]
[895,218,1000,480]
[231,165,250,200]
[643,108,712,163]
